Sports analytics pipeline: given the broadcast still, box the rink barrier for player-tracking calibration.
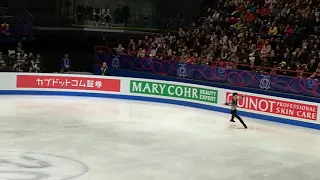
[1,90,319,130]
[108,68,320,103]
[0,72,319,130]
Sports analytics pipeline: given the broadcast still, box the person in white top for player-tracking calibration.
[101,5,111,26]
[116,44,125,55]
[93,5,101,25]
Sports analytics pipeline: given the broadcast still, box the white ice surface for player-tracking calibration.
[0,96,319,180]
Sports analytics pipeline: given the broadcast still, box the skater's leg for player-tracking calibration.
[235,113,247,128]
[230,110,236,122]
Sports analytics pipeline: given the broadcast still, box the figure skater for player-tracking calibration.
[225,92,247,129]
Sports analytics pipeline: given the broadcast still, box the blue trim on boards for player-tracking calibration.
[108,69,320,103]
[0,90,319,130]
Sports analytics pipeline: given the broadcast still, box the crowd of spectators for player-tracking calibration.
[111,0,320,80]
[75,1,130,27]
[0,41,76,74]
[0,42,42,73]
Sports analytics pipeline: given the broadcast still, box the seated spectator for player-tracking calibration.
[179,52,188,63]
[17,42,23,53]
[150,43,157,57]
[100,62,108,76]
[248,2,257,13]
[256,37,264,49]
[145,42,151,55]
[15,51,28,71]
[76,1,84,24]
[220,46,229,61]
[186,53,195,63]
[268,23,278,35]
[228,53,239,64]
[271,4,281,17]
[306,59,317,73]
[0,52,8,71]
[261,40,271,57]
[281,3,290,17]
[128,44,137,56]
[27,53,42,73]
[311,63,320,79]
[137,48,146,58]
[8,50,16,63]
[93,5,101,24]
[29,60,41,73]
[101,5,111,26]
[284,24,294,36]
[12,63,23,72]
[60,54,71,72]
[260,4,271,17]
[311,69,320,80]
[17,50,27,61]
[116,44,125,55]
[85,2,93,24]
[34,54,42,65]
[171,51,179,61]
[128,38,136,50]
[28,53,34,61]
[243,9,255,24]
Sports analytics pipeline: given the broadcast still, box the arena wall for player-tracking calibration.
[1,72,319,129]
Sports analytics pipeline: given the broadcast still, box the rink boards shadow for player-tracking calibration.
[0,90,319,130]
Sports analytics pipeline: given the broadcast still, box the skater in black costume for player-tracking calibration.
[225,92,247,129]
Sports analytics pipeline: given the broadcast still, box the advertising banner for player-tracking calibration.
[130,80,218,103]
[16,75,121,92]
[226,92,318,120]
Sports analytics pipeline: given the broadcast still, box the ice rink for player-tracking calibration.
[0,95,320,180]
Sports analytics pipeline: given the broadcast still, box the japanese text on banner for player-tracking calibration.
[16,75,121,92]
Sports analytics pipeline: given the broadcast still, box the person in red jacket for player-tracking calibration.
[284,24,294,36]
[244,9,255,24]
[260,4,270,17]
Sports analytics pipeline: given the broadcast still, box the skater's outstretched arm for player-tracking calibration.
[225,95,244,106]
[225,100,232,105]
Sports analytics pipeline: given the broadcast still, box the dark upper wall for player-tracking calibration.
[8,0,56,8]
[0,0,8,7]
[7,0,203,27]
[8,0,61,26]
[155,0,201,19]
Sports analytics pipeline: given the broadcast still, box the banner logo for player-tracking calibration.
[111,56,120,68]
[177,64,188,78]
[130,80,218,103]
[306,78,315,89]
[259,75,271,90]
[145,58,152,67]
[217,67,226,77]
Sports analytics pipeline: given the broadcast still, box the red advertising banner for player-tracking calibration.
[16,75,120,92]
[226,92,318,120]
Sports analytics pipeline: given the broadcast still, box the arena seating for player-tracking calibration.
[99,0,320,80]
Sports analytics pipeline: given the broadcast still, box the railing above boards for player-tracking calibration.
[94,46,315,78]
[94,53,320,98]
